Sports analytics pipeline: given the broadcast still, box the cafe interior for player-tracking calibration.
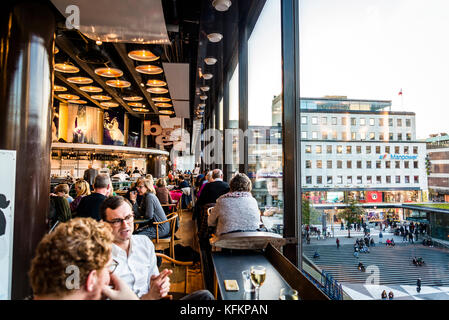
[0,0,329,301]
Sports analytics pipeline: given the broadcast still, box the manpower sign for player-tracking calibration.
[379,154,418,160]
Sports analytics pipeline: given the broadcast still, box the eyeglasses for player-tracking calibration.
[108,259,119,274]
[105,214,134,227]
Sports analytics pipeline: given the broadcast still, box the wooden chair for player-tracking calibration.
[152,213,179,259]
[156,252,194,297]
[162,203,178,220]
[210,231,287,251]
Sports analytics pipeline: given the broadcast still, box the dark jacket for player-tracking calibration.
[83,168,98,187]
[75,193,107,221]
[194,180,230,220]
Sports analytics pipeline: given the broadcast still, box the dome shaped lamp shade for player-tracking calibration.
[159,110,174,115]
[58,94,80,100]
[152,97,171,103]
[79,86,103,93]
[135,65,163,75]
[212,0,232,11]
[94,67,124,78]
[128,50,159,62]
[204,57,217,65]
[54,85,67,92]
[207,33,223,43]
[55,63,79,73]
[91,95,112,101]
[200,95,208,100]
[123,96,143,101]
[67,77,93,84]
[200,86,210,92]
[100,102,119,108]
[147,87,168,94]
[106,80,131,88]
[202,73,213,80]
[146,79,167,87]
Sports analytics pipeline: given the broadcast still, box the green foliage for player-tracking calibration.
[338,197,365,237]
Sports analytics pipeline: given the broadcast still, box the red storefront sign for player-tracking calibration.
[366,191,382,203]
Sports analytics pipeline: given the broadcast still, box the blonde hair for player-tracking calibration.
[29,218,113,297]
[75,180,91,197]
[137,178,155,194]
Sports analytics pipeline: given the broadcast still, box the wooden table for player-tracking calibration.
[133,219,150,231]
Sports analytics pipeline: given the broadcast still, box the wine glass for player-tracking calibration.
[279,288,299,300]
[250,266,266,299]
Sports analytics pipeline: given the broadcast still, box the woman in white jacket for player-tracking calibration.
[208,173,262,236]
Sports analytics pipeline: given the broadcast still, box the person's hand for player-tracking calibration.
[141,269,172,300]
[102,273,139,300]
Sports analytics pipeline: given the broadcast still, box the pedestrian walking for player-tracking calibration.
[336,237,340,249]
[417,278,421,293]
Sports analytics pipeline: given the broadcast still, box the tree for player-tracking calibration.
[338,197,365,238]
[302,197,311,226]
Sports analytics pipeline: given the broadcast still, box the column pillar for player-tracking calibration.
[0,1,55,299]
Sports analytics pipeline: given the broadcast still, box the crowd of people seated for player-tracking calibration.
[38,166,214,301]
[412,256,425,266]
[353,236,372,255]
[39,165,275,300]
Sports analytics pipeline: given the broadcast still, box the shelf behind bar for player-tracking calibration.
[51,142,169,156]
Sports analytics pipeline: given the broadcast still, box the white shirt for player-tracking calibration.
[112,235,159,297]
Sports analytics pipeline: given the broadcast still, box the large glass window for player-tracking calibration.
[248,0,283,230]
[299,0,444,296]
[228,64,239,175]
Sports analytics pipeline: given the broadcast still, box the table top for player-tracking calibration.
[212,250,293,300]
[134,219,150,224]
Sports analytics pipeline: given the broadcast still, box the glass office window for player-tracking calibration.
[301,116,308,124]
[317,160,322,168]
[301,131,308,139]
[316,145,322,154]
[326,145,332,154]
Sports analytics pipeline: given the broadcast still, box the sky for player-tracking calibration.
[246,0,449,139]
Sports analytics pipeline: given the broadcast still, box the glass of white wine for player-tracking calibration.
[279,288,299,300]
[250,266,266,299]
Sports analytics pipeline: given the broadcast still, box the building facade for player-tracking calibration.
[426,134,449,202]
[299,97,428,207]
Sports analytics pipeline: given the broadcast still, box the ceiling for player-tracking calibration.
[49,0,202,123]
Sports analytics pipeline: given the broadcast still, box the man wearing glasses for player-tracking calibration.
[29,218,138,300]
[101,196,214,300]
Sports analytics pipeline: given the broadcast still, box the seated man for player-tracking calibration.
[28,218,138,300]
[101,196,214,300]
[76,174,112,221]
